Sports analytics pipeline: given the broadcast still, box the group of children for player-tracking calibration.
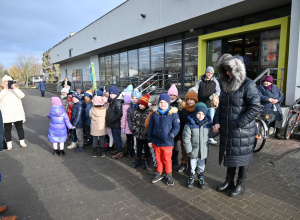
[47,83,216,188]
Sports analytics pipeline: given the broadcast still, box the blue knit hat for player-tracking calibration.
[158,93,170,105]
[96,87,104,96]
[123,84,133,93]
[132,89,142,99]
[194,102,208,116]
[109,86,119,96]
[72,91,82,101]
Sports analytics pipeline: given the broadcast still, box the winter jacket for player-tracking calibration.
[71,101,85,128]
[121,103,132,134]
[127,104,138,132]
[89,106,106,136]
[106,99,122,128]
[213,54,260,166]
[39,82,46,91]
[61,96,68,112]
[257,84,284,116]
[61,81,71,87]
[0,88,26,123]
[178,105,194,137]
[182,112,213,160]
[147,106,180,147]
[170,98,181,108]
[68,105,73,121]
[132,107,150,139]
[47,105,73,143]
[85,101,93,126]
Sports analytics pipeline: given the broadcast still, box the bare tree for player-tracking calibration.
[15,52,41,86]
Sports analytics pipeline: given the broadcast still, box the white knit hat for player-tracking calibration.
[2,75,13,83]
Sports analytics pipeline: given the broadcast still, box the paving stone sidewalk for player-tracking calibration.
[0,89,300,220]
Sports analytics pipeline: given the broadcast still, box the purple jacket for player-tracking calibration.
[47,105,74,143]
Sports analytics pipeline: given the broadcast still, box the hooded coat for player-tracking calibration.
[47,105,74,143]
[89,106,107,136]
[213,54,260,167]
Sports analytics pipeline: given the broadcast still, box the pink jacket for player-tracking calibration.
[121,103,132,134]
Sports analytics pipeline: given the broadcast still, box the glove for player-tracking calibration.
[122,129,126,134]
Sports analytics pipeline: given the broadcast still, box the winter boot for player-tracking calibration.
[7,141,12,151]
[172,150,179,165]
[84,137,93,146]
[56,150,61,156]
[67,142,77,149]
[53,150,59,155]
[132,158,141,168]
[60,150,66,156]
[275,128,282,139]
[216,167,236,192]
[229,165,248,197]
[142,158,148,169]
[20,139,27,148]
[198,175,206,189]
[187,175,195,189]
[74,146,85,153]
[101,147,105,157]
[92,148,97,157]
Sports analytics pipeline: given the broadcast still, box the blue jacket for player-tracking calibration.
[147,106,180,147]
[85,101,93,126]
[39,82,46,91]
[71,100,85,128]
[257,84,284,116]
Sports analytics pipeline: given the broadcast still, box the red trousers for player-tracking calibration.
[153,144,173,174]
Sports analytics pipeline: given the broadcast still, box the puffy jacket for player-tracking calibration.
[71,101,85,128]
[214,54,261,166]
[132,107,150,139]
[89,106,106,136]
[106,99,122,128]
[257,84,284,116]
[47,105,73,143]
[147,106,180,147]
[121,103,132,134]
[127,104,138,132]
[85,101,93,126]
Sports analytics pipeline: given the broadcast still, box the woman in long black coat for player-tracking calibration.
[213,54,260,197]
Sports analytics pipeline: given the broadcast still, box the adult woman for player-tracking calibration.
[0,75,27,150]
[213,54,260,197]
[257,76,284,139]
[61,77,71,89]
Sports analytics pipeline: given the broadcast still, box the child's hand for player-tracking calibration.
[148,143,153,148]
[73,126,76,129]
[213,124,220,133]
[122,129,125,133]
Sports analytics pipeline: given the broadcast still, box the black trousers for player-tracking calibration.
[126,134,134,152]
[4,121,25,142]
[136,138,150,160]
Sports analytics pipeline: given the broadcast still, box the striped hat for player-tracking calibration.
[84,89,94,99]
[138,94,150,107]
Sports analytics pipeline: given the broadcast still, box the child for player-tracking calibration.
[177,91,198,172]
[90,96,108,157]
[47,97,74,156]
[106,86,123,159]
[147,93,180,186]
[61,88,69,112]
[127,89,142,156]
[84,89,94,146]
[182,102,213,189]
[71,92,86,152]
[132,94,151,168]
[121,85,134,157]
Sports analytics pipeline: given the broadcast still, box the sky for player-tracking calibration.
[0,0,127,69]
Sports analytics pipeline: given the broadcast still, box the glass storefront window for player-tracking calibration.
[184,40,198,90]
[112,52,119,85]
[120,50,128,86]
[151,39,164,74]
[207,39,221,76]
[99,55,105,83]
[139,45,150,76]
[244,32,260,80]
[105,53,112,85]
[72,69,82,82]
[128,48,138,78]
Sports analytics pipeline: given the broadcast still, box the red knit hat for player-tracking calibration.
[138,94,150,107]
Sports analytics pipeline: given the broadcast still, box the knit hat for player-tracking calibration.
[205,66,214,74]
[123,92,132,103]
[168,84,178,97]
[185,91,198,103]
[132,89,142,99]
[123,84,133,93]
[263,75,273,84]
[194,102,208,116]
[51,97,62,106]
[61,88,69,94]
[2,75,13,83]
[139,94,150,107]
[109,86,119,96]
[158,93,171,105]
[84,89,94,99]
[93,96,107,106]
[72,91,82,101]
[96,87,104,96]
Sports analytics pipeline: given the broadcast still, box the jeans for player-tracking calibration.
[41,90,45,97]
[111,128,122,152]
[4,121,24,142]
[72,129,77,142]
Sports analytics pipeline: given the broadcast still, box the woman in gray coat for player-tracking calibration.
[213,54,260,197]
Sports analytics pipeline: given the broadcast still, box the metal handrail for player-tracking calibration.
[254,68,285,91]
[135,72,159,90]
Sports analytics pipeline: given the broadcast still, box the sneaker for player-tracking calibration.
[142,159,148,169]
[74,147,85,153]
[187,175,195,189]
[100,148,105,157]
[198,175,206,189]
[166,173,174,187]
[209,138,218,145]
[112,152,123,159]
[177,164,186,173]
[151,172,164,183]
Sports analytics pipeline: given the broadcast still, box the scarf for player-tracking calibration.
[108,96,118,103]
[265,84,273,91]
[132,103,138,108]
[185,103,195,113]
[192,114,208,126]
[61,95,67,99]
[158,107,170,115]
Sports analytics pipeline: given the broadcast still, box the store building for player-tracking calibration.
[46,0,300,105]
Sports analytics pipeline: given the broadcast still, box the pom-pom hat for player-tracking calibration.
[139,94,150,107]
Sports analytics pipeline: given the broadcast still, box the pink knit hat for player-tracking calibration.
[168,84,178,97]
[51,97,62,106]
[93,96,107,106]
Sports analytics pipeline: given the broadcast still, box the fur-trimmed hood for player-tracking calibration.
[152,106,178,115]
[217,54,246,94]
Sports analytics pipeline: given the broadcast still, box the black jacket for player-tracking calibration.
[132,107,150,139]
[178,107,194,137]
[197,75,217,108]
[127,104,138,133]
[106,99,123,128]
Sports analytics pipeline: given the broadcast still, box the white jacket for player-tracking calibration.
[0,88,26,123]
